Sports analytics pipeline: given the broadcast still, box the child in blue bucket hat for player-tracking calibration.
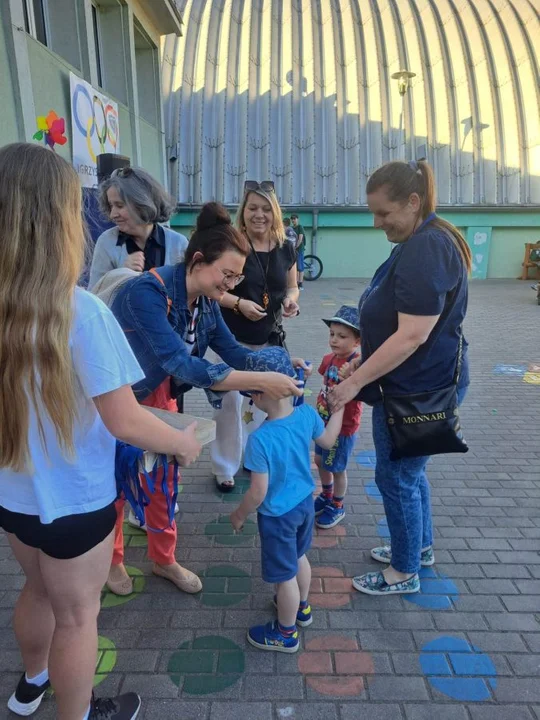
[230,347,344,653]
[314,305,363,528]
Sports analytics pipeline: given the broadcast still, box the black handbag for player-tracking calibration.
[382,333,468,460]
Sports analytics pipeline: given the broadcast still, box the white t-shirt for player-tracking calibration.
[0,288,144,524]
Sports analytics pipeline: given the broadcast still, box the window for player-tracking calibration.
[24,0,48,46]
[92,0,128,105]
[91,3,103,88]
[134,21,159,126]
[24,0,80,69]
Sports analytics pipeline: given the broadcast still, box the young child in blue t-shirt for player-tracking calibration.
[229,347,344,653]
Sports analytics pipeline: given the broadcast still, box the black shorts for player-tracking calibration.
[0,502,116,560]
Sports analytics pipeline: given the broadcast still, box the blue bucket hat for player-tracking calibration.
[241,347,296,397]
[322,305,360,333]
[245,346,296,377]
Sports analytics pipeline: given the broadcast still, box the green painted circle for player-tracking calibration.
[215,474,251,502]
[201,565,252,607]
[204,514,257,546]
[123,520,148,548]
[94,636,117,687]
[168,635,244,695]
[101,566,145,608]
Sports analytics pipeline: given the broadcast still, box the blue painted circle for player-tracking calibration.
[376,517,390,539]
[404,567,459,610]
[492,364,526,376]
[365,482,382,502]
[420,636,497,701]
[356,450,376,468]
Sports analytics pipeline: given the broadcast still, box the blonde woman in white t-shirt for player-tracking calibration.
[0,144,201,720]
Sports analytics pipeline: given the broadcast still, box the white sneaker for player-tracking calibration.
[127,503,179,532]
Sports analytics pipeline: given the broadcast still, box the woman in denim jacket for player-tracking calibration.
[108,203,303,596]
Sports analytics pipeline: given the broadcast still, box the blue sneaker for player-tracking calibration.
[314,493,332,516]
[272,595,313,627]
[247,621,299,653]
[316,503,345,529]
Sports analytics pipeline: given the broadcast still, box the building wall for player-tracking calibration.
[164,0,540,207]
[0,15,20,143]
[171,209,540,280]
[1,0,177,187]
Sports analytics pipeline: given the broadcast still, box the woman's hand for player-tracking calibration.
[291,358,313,377]
[328,377,362,412]
[282,297,300,318]
[174,422,202,467]
[239,299,267,322]
[263,372,303,400]
[124,251,145,272]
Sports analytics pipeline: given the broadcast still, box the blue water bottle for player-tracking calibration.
[293,362,311,407]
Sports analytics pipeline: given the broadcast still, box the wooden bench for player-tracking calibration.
[521,242,540,280]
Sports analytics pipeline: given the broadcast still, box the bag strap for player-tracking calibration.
[453,328,463,386]
[149,267,172,316]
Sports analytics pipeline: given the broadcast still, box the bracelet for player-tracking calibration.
[233,297,242,314]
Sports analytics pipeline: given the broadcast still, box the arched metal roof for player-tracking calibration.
[162,0,540,206]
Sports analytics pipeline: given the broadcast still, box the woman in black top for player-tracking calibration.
[211,181,300,489]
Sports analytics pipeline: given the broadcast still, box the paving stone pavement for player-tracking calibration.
[1,278,540,719]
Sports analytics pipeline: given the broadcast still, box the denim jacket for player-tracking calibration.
[111,263,251,407]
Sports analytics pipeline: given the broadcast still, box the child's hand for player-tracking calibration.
[292,358,313,377]
[230,509,245,532]
[338,356,361,381]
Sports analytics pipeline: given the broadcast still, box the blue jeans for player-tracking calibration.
[372,387,467,574]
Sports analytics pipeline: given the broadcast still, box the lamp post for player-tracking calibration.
[391,70,416,159]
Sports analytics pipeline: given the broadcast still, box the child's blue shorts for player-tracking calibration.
[257,494,314,583]
[314,433,356,473]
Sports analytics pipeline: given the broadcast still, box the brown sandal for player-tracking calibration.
[152,562,202,594]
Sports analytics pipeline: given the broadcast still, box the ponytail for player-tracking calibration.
[366,160,472,272]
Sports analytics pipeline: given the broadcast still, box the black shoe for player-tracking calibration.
[89,693,141,720]
[7,673,50,716]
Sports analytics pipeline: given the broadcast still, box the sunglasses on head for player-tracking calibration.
[113,167,133,178]
[243,180,275,194]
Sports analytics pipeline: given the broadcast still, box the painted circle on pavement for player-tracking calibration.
[420,636,497,701]
[101,566,145,609]
[404,567,460,610]
[365,482,382,502]
[168,635,244,694]
[216,474,251,502]
[377,517,390,539]
[94,636,117,687]
[204,515,257,546]
[310,566,353,609]
[312,523,346,549]
[298,634,374,696]
[201,565,251,607]
[355,450,376,468]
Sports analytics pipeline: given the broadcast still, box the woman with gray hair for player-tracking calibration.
[88,167,188,290]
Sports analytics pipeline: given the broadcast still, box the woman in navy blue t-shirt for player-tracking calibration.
[329,160,471,597]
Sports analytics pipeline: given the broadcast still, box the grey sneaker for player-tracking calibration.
[352,571,420,595]
[370,545,435,567]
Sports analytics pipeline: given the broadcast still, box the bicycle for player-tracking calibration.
[303,253,323,281]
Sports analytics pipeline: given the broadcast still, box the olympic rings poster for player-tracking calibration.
[70,72,120,188]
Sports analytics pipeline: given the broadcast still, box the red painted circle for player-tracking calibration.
[298,634,375,697]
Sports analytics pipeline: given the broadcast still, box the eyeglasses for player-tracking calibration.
[243,180,275,194]
[112,167,133,178]
[219,268,245,287]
